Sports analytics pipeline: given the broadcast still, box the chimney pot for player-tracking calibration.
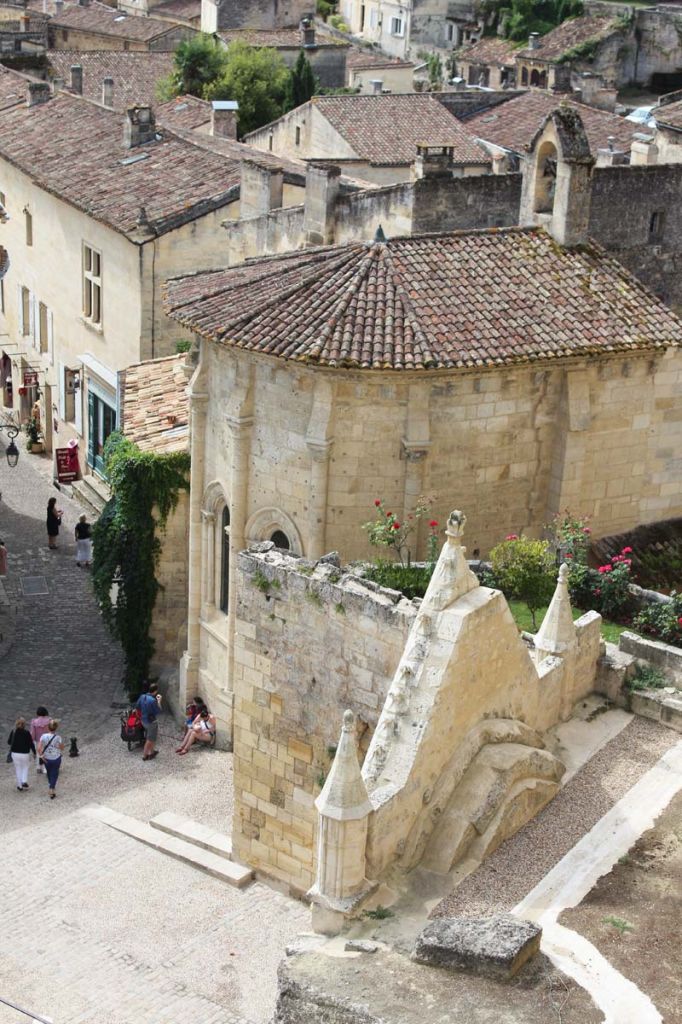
[211,99,238,139]
[123,105,156,148]
[70,64,83,95]
[300,16,315,46]
[27,81,51,107]
[413,143,455,179]
[102,76,114,108]
[529,31,540,50]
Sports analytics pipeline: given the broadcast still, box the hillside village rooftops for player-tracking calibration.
[654,98,682,131]
[467,92,642,156]
[516,15,618,63]
[0,67,242,239]
[248,94,490,168]
[50,2,182,40]
[47,50,173,109]
[121,354,189,453]
[219,26,347,48]
[163,227,681,372]
[455,36,519,67]
[155,93,212,131]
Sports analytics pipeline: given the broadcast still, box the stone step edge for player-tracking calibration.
[84,805,252,888]
[149,810,233,861]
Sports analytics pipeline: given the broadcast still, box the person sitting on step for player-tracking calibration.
[176,708,216,755]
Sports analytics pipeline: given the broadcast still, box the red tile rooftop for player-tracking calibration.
[163,228,682,372]
[122,354,190,454]
[654,98,682,131]
[516,15,619,63]
[50,1,180,40]
[467,91,642,156]
[47,50,173,109]
[455,37,520,67]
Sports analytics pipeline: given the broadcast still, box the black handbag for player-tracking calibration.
[6,730,13,762]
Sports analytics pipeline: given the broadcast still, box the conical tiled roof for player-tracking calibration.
[164,228,682,372]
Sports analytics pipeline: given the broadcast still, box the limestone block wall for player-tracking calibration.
[231,548,416,893]
[151,491,190,671]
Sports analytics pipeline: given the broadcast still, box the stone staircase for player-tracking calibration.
[69,473,110,517]
[85,806,253,888]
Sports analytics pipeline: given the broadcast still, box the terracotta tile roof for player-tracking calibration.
[50,2,180,41]
[516,15,618,63]
[219,26,346,48]
[0,66,241,239]
[309,94,490,166]
[163,227,682,371]
[122,354,190,453]
[455,36,519,67]
[346,46,413,70]
[150,0,200,22]
[467,92,642,155]
[47,50,173,109]
[654,98,682,131]
[155,94,211,131]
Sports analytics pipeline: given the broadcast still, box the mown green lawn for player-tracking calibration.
[507,600,631,645]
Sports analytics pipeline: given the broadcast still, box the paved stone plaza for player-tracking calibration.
[0,447,308,1024]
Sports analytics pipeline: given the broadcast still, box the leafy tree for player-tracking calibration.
[426,52,444,90]
[490,535,556,629]
[204,41,290,136]
[286,50,318,110]
[162,32,229,99]
[497,0,583,42]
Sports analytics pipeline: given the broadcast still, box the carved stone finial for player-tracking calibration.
[558,562,569,585]
[343,709,355,732]
[534,561,576,658]
[446,509,466,541]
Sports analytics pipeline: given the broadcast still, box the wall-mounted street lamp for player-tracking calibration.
[0,423,20,467]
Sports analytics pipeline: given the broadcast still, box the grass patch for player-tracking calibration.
[508,600,630,644]
[363,905,394,920]
[627,664,669,692]
[603,915,635,934]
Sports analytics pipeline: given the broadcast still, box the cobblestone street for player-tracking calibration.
[0,445,308,1024]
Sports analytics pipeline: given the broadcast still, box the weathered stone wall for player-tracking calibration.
[150,491,190,672]
[215,0,309,30]
[412,171,521,233]
[589,164,682,311]
[231,548,415,893]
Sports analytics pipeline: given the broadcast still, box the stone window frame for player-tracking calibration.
[82,242,103,326]
[245,507,303,556]
[201,479,231,623]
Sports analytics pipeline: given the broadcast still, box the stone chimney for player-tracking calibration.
[239,160,283,219]
[303,163,340,246]
[300,16,315,46]
[123,105,156,148]
[52,76,64,92]
[630,134,658,166]
[369,78,383,94]
[413,143,455,180]
[210,99,238,139]
[27,82,51,107]
[528,31,540,50]
[54,0,64,12]
[102,77,114,108]
[70,64,83,95]
[595,135,627,166]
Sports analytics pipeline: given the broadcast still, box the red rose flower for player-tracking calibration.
[622,546,632,554]
[429,520,438,528]
[505,534,519,541]
[392,521,401,530]
[374,499,381,507]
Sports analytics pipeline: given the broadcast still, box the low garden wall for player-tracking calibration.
[619,630,682,683]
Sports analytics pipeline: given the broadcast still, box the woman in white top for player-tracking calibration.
[38,720,65,799]
[175,709,216,754]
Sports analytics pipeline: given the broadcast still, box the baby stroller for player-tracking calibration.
[120,706,145,751]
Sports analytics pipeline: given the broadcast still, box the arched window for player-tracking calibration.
[533,140,557,214]
[220,505,230,613]
[530,68,541,87]
[521,66,528,86]
[270,529,290,550]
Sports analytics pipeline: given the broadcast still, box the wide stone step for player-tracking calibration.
[149,811,233,860]
[85,805,252,888]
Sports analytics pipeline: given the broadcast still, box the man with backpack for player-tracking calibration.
[137,684,161,762]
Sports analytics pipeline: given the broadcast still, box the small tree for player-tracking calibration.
[204,41,290,136]
[286,50,318,110]
[426,52,443,90]
[490,536,556,629]
[165,33,229,98]
[363,496,436,567]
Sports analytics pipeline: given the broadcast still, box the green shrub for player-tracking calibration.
[329,13,349,30]
[363,559,433,600]
[634,592,682,648]
[490,536,556,629]
[566,548,634,621]
[627,663,669,692]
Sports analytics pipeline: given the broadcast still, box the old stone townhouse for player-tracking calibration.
[0,66,337,486]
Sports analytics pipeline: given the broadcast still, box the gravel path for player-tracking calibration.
[433,716,678,919]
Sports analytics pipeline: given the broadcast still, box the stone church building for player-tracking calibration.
[163,109,682,741]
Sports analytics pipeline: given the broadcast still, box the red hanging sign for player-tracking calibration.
[55,446,79,483]
[23,370,38,387]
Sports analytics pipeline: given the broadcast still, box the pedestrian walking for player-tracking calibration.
[74,513,92,568]
[38,720,65,799]
[7,717,36,791]
[46,497,63,550]
[136,684,161,762]
[30,706,51,775]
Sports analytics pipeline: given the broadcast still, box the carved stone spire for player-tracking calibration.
[534,562,576,659]
[420,509,479,612]
[316,710,372,821]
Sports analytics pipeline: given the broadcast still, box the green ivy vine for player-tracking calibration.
[92,432,190,695]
